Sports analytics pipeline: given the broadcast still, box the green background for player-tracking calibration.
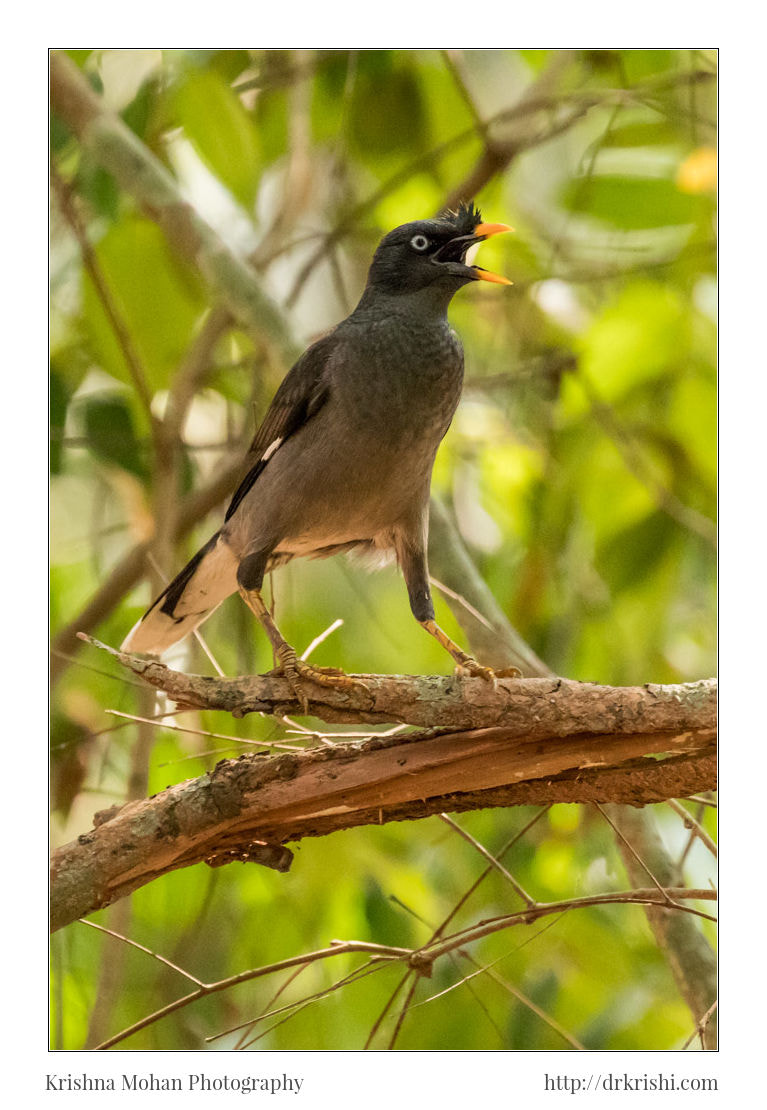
[50,49,716,1050]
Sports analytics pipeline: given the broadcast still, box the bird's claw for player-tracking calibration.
[456,657,495,683]
[276,647,369,713]
[456,656,522,683]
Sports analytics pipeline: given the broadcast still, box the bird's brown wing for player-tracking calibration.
[225,332,335,522]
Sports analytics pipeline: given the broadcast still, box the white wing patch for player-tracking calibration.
[262,437,283,461]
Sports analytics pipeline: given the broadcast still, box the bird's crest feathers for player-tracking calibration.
[446,200,483,236]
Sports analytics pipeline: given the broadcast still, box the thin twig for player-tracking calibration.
[595,803,673,904]
[95,939,412,1049]
[390,887,580,1048]
[429,577,494,632]
[104,709,303,754]
[78,919,205,987]
[364,970,413,1051]
[51,168,155,420]
[576,368,717,548]
[236,960,389,1050]
[420,887,717,966]
[439,814,537,908]
[667,798,718,859]
[434,809,552,943]
[681,999,718,1050]
[458,929,585,1050]
[217,963,314,1047]
[386,973,420,1050]
[145,550,226,677]
[300,619,344,662]
[90,883,714,1050]
[686,794,717,808]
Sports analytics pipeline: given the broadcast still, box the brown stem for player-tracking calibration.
[51,666,715,932]
[605,804,718,1048]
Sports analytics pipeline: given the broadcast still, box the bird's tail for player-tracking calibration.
[121,532,239,655]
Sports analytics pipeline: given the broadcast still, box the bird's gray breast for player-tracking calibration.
[335,311,464,448]
[224,312,464,557]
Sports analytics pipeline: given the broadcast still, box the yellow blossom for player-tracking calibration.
[676,146,717,194]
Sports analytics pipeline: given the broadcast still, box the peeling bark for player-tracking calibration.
[51,657,716,932]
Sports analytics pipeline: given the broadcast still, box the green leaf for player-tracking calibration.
[254,86,289,166]
[81,216,206,392]
[311,52,353,144]
[374,174,443,231]
[50,112,73,154]
[82,394,147,478]
[666,373,717,488]
[63,50,93,68]
[50,370,70,475]
[561,175,706,230]
[575,281,690,402]
[499,234,545,284]
[621,50,677,81]
[48,343,90,389]
[362,878,411,944]
[553,429,657,542]
[601,119,679,148]
[76,155,121,220]
[596,511,675,592]
[208,50,252,84]
[417,54,474,153]
[120,76,157,139]
[174,70,260,208]
[520,50,555,73]
[348,56,427,160]
[51,711,90,816]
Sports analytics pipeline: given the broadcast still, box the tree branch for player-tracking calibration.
[50,651,715,932]
[49,51,298,362]
[50,454,245,683]
[441,50,578,211]
[605,803,718,1048]
[81,635,715,730]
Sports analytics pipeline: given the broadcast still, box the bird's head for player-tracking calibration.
[364,202,512,303]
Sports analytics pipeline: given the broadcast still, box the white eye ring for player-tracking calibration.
[410,234,430,252]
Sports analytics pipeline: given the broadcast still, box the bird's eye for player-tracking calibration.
[410,234,430,252]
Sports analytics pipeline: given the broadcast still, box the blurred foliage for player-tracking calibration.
[50,49,717,1051]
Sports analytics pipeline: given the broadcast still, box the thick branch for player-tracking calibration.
[51,660,715,931]
[85,637,715,731]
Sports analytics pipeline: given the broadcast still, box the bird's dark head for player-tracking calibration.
[363,202,512,306]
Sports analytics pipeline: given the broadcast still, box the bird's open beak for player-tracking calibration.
[471,222,513,285]
[474,222,513,238]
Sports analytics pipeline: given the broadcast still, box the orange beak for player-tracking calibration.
[474,222,514,238]
[471,222,513,285]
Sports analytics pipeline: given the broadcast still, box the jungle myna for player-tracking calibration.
[123,202,514,702]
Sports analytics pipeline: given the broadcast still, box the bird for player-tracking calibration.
[122,201,516,706]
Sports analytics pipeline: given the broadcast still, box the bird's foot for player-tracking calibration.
[418,619,522,684]
[456,655,522,683]
[494,665,523,678]
[274,646,368,713]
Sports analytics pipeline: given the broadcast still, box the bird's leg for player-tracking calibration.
[417,617,494,680]
[397,528,521,682]
[419,617,526,680]
[236,553,365,712]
